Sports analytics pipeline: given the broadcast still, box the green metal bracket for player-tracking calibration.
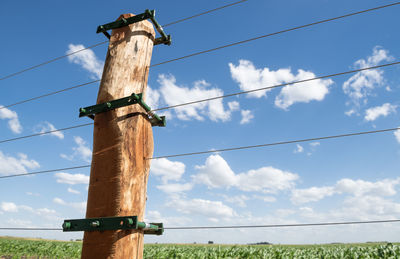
[79,92,166,127]
[97,9,171,46]
[62,216,163,235]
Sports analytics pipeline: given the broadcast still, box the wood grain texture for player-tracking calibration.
[81,13,155,259]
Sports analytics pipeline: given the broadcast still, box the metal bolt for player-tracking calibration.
[106,102,112,108]
[63,222,71,229]
[91,221,100,227]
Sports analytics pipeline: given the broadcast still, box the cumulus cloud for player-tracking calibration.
[193,154,298,193]
[156,183,193,194]
[157,74,238,122]
[35,121,64,139]
[150,158,185,184]
[1,202,18,212]
[291,177,400,205]
[294,144,304,154]
[0,106,22,134]
[364,103,397,121]
[240,110,254,124]
[167,197,235,219]
[343,46,393,114]
[221,194,249,208]
[395,128,400,144]
[55,172,89,185]
[229,60,332,110]
[66,44,104,80]
[67,187,80,194]
[60,136,92,163]
[145,86,161,109]
[0,151,40,176]
[291,187,335,205]
[53,197,86,213]
[274,70,332,110]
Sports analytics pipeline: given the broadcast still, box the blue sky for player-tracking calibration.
[0,0,400,244]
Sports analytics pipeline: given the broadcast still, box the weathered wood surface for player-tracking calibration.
[81,14,155,259]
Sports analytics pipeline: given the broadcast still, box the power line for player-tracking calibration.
[0,0,248,82]
[0,123,93,144]
[0,228,61,231]
[164,219,400,230]
[152,61,400,112]
[0,61,398,146]
[162,0,248,28]
[1,219,399,231]
[150,127,400,159]
[2,4,399,112]
[0,165,90,179]
[0,127,398,179]
[0,41,108,81]
[0,80,100,110]
[150,1,400,67]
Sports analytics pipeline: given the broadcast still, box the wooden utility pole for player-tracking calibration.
[81,13,155,259]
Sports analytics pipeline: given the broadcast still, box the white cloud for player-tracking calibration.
[228,60,332,110]
[309,142,320,147]
[60,136,92,163]
[364,103,397,121]
[193,154,298,193]
[1,202,18,212]
[0,151,40,176]
[0,105,22,134]
[67,187,80,194]
[229,59,291,98]
[66,44,104,80]
[236,167,298,193]
[53,197,66,205]
[253,195,277,203]
[291,186,335,205]
[145,86,161,109]
[222,195,249,208]
[150,158,185,184]
[395,128,400,144]
[240,110,254,124]
[55,172,89,185]
[275,71,332,110]
[157,74,238,122]
[53,197,86,213]
[35,121,64,139]
[343,46,393,113]
[291,177,400,205]
[26,192,40,197]
[156,183,193,194]
[335,178,400,197]
[167,197,235,218]
[193,154,237,188]
[294,144,304,153]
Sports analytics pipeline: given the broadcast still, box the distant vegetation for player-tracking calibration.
[0,236,399,258]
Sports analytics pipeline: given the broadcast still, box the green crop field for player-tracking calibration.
[0,236,399,258]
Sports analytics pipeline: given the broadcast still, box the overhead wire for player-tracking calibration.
[150,1,400,67]
[150,127,400,159]
[0,62,399,145]
[1,2,398,110]
[0,123,93,144]
[0,165,90,180]
[1,127,399,179]
[1,219,399,231]
[0,0,249,82]
[151,61,400,112]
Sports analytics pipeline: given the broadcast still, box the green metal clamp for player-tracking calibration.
[79,92,166,127]
[97,9,171,46]
[62,216,163,235]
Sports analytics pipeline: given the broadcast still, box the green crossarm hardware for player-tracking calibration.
[79,92,166,127]
[97,9,171,46]
[62,216,163,235]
